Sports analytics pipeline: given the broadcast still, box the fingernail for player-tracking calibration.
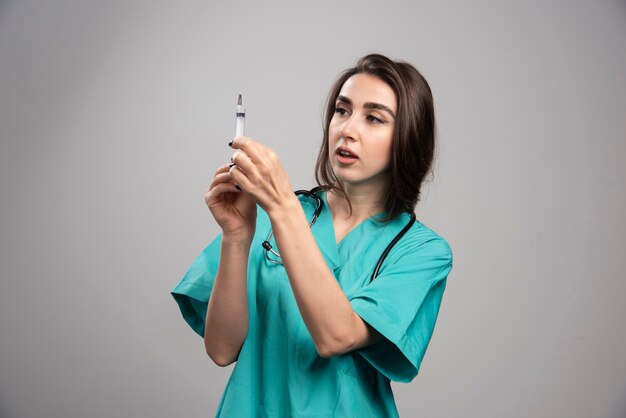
[229,162,236,168]
[228,140,233,147]
[235,185,241,191]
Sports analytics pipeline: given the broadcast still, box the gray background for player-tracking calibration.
[1,0,625,417]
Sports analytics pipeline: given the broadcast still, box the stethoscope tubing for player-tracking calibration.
[262,188,416,283]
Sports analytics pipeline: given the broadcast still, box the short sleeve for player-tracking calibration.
[349,236,453,383]
[171,234,222,337]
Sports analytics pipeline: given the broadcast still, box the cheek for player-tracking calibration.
[378,147,393,170]
[374,134,394,164]
[328,120,340,139]
[327,123,341,149]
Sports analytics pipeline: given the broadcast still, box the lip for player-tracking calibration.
[335,146,359,159]
[335,146,359,165]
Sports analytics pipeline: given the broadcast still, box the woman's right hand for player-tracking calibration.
[205,163,257,242]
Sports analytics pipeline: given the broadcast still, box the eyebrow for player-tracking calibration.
[337,95,396,119]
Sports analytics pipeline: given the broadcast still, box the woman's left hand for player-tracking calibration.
[228,136,298,216]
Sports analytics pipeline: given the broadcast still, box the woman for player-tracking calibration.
[172,54,453,417]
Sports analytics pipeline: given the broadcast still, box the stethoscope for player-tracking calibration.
[261,187,417,283]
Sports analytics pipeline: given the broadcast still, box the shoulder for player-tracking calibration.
[395,217,453,263]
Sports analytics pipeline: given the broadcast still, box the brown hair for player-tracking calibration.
[315,54,436,220]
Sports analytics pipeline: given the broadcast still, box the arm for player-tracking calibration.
[204,236,250,366]
[203,163,257,366]
[268,197,384,357]
[229,138,383,357]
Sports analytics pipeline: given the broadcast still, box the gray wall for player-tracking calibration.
[1,1,625,417]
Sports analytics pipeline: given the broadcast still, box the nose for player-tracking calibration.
[339,114,358,141]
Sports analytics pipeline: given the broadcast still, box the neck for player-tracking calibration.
[327,183,386,222]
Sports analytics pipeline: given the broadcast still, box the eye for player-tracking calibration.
[367,114,385,124]
[334,106,349,116]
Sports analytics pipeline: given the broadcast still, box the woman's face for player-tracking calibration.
[328,73,397,191]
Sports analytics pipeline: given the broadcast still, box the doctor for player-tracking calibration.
[172,54,453,417]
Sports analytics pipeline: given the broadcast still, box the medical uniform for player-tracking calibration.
[171,190,453,417]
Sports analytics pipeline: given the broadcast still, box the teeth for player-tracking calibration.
[339,150,354,157]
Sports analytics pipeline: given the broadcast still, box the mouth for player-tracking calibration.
[335,147,358,160]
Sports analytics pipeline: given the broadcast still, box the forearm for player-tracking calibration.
[268,198,360,356]
[225,137,376,356]
[204,236,250,366]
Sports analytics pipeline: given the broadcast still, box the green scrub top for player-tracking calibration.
[171,190,453,417]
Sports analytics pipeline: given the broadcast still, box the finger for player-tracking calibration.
[231,149,255,175]
[228,163,252,192]
[213,163,238,182]
[208,172,235,191]
[230,135,251,150]
[231,136,263,162]
[206,180,241,198]
[214,163,233,175]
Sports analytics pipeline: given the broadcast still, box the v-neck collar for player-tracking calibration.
[313,190,391,271]
[311,190,415,274]
[323,190,389,244]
